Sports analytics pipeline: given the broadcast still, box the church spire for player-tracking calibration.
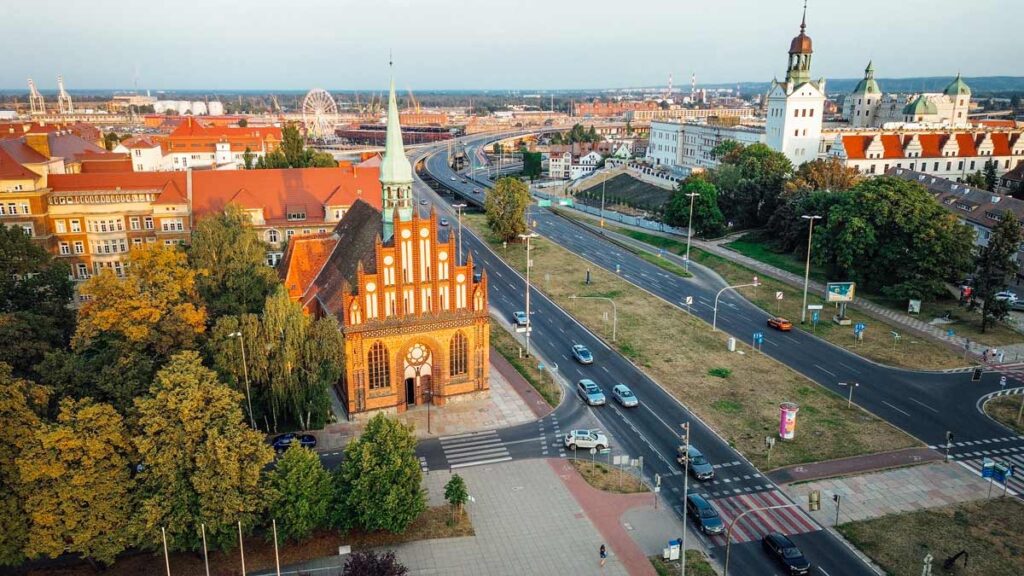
[379,58,413,242]
[800,0,807,34]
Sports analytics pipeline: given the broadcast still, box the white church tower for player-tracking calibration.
[765,2,826,167]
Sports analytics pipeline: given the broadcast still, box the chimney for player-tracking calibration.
[186,168,194,230]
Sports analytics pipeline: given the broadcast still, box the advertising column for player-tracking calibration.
[779,402,800,440]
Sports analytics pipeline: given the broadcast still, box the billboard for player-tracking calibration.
[825,282,856,303]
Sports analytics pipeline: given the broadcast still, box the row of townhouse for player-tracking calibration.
[114,117,283,172]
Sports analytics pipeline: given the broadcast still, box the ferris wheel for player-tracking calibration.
[302,88,338,140]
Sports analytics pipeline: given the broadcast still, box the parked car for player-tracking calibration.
[563,429,608,450]
[473,188,482,194]
[461,178,468,184]
[576,379,606,406]
[571,344,594,364]
[768,317,793,331]
[440,217,449,226]
[995,291,1018,303]
[611,384,638,407]
[762,532,811,575]
[676,445,714,480]
[271,433,317,453]
[449,176,457,181]
[685,493,725,535]
[512,311,528,326]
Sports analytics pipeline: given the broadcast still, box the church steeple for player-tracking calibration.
[379,59,414,242]
[786,0,814,85]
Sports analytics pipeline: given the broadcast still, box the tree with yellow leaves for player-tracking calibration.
[74,244,207,358]
[133,351,273,552]
[0,364,48,567]
[18,398,136,567]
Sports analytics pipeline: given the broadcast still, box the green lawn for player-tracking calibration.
[725,233,828,284]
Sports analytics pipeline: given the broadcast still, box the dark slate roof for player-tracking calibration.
[315,199,382,317]
[887,167,1024,230]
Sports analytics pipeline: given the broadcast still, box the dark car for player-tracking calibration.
[762,532,811,575]
[271,433,317,453]
[685,494,724,535]
[677,445,715,481]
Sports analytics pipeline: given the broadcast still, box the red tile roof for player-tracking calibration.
[120,135,163,149]
[0,146,40,180]
[991,133,1012,157]
[280,234,339,301]
[918,134,945,158]
[955,133,978,157]
[879,134,905,159]
[154,181,187,204]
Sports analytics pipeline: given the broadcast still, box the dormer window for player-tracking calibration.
[287,209,306,221]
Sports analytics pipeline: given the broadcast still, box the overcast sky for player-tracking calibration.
[4,0,1020,91]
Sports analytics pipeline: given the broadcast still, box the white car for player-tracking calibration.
[994,291,1018,303]
[563,429,608,451]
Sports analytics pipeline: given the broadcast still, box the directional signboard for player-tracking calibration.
[537,199,552,207]
[558,198,574,206]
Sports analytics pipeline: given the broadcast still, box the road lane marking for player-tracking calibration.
[882,401,912,417]
[814,364,836,377]
[908,397,940,413]
[838,362,860,374]
[450,456,513,469]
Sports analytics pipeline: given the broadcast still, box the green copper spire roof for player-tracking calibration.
[903,95,938,116]
[851,60,881,95]
[380,74,412,184]
[943,73,971,97]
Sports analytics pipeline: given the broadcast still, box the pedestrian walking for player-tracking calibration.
[600,544,607,567]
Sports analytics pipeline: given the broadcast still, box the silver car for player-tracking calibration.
[611,384,638,407]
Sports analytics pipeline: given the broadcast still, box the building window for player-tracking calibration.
[267,229,279,243]
[367,342,390,391]
[55,220,66,233]
[76,263,88,279]
[144,217,153,230]
[59,242,70,255]
[73,241,84,254]
[20,203,30,215]
[161,218,184,232]
[130,217,140,230]
[70,219,81,233]
[287,209,307,221]
[449,332,468,377]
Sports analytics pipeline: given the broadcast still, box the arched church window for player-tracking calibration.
[449,332,468,377]
[368,342,390,390]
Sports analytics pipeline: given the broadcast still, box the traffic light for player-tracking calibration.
[946,431,954,445]
[832,494,841,505]
[808,490,821,511]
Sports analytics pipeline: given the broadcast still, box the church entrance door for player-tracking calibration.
[405,378,415,406]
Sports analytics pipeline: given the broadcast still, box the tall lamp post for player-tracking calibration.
[228,331,256,430]
[453,202,467,266]
[519,232,539,357]
[684,192,699,270]
[679,423,690,576]
[712,279,761,331]
[800,215,822,324]
[569,295,617,342]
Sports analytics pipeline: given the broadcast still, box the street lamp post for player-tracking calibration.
[519,232,539,357]
[600,178,607,227]
[569,295,617,341]
[838,381,860,409]
[723,503,800,575]
[680,423,690,576]
[712,279,761,331]
[228,331,256,430]
[453,203,467,266]
[800,215,822,324]
[684,192,699,270]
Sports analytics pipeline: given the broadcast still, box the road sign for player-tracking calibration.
[753,331,765,344]
[589,447,597,455]
[537,199,552,207]
[558,198,574,206]
[855,322,866,333]
[994,463,1012,484]
[981,458,995,479]
[599,448,611,454]
[947,328,955,337]
[807,304,824,311]
[1001,376,1008,388]
[685,296,693,305]
[775,291,784,300]
[812,311,820,323]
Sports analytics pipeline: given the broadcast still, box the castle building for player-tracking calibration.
[843,63,972,128]
[764,5,826,167]
[278,74,490,417]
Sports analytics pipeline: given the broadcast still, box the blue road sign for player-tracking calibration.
[994,463,1011,484]
[753,331,765,344]
[947,328,955,337]
[981,458,995,479]
[855,322,866,333]
[812,311,820,324]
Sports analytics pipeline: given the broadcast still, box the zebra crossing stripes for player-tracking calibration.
[439,430,512,470]
[957,452,1024,497]
[707,489,820,545]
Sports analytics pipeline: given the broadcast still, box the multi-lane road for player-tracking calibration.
[398,133,1024,575]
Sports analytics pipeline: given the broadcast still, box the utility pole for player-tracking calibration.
[680,423,690,576]
[684,192,699,270]
[229,331,256,429]
[453,203,467,266]
[519,232,539,357]
[272,519,281,576]
[838,381,859,409]
[238,521,247,576]
[800,215,821,324]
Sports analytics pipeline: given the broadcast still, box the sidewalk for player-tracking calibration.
[768,447,944,484]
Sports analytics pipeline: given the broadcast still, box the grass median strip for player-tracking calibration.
[570,460,647,494]
[984,394,1024,435]
[489,318,561,407]
[601,224,970,371]
[837,498,1024,576]
[466,213,917,469]
[650,551,717,576]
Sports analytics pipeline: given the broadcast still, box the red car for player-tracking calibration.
[768,317,793,331]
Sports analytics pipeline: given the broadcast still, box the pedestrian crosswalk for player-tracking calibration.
[440,430,512,470]
[957,452,1024,497]
[705,489,820,545]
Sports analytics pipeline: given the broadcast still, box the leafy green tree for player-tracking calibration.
[964,170,987,189]
[972,211,1023,332]
[664,177,725,238]
[521,150,542,181]
[764,190,845,255]
[134,351,273,552]
[984,160,998,192]
[816,177,974,299]
[342,550,408,576]
[75,244,207,359]
[710,143,793,228]
[36,345,155,417]
[207,286,343,431]
[0,225,74,378]
[710,140,744,164]
[102,132,122,151]
[332,413,425,533]
[444,474,468,523]
[268,445,333,542]
[242,146,255,169]
[189,204,279,318]
[258,125,336,169]
[785,157,862,195]
[484,177,530,242]
[19,398,135,567]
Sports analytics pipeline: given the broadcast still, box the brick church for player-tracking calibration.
[280,74,490,417]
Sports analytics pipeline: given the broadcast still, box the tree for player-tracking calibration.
[816,177,975,300]
[257,125,336,169]
[710,143,793,228]
[134,352,273,552]
[972,211,1023,332]
[36,345,155,417]
[710,140,744,164]
[268,445,333,542]
[664,177,725,238]
[75,244,207,359]
[444,474,468,523]
[0,364,47,567]
[189,204,279,318]
[207,286,343,431]
[0,226,74,378]
[102,132,122,151]
[521,150,542,181]
[764,190,845,255]
[242,146,255,169]
[342,550,408,576]
[18,398,135,567]
[332,413,425,533]
[785,157,862,195]
[984,160,998,192]
[484,177,530,242]
[964,170,987,189]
